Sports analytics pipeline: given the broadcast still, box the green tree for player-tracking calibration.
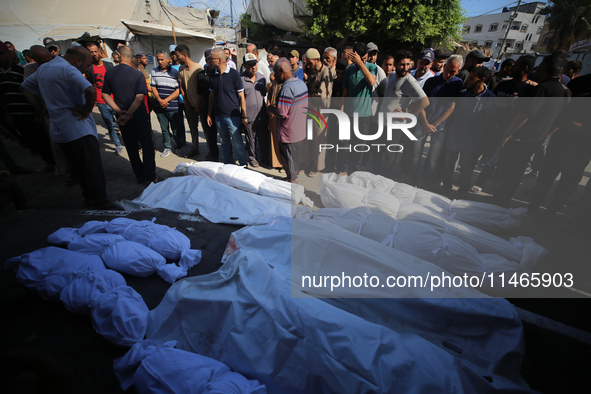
[302,0,465,47]
[539,0,591,51]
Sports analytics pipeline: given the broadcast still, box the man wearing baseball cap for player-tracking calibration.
[457,49,490,84]
[410,49,435,87]
[42,37,61,58]
[431,49,449,76]
[288,49,305,81]
[240,52,269,167]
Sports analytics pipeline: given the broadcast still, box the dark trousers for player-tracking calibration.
[279,139,301,181]
[14,116,55,166]
[200,113,219,160]
[530,130,591,213]
[443,149,479,194]
[493,140,540,207]
[58,135,108,205]
[120,116,156,183]
[155,110,181,150]
[177,103,187,147]
[244,111,270,164]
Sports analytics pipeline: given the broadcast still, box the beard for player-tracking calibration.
[306,64,320,78]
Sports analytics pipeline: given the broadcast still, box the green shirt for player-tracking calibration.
[343,62,377,117]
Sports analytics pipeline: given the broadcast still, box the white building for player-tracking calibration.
[462,2,547,60]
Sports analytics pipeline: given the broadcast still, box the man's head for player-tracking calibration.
[564,60,583,79]
[23,49,33,63]
[341,46,353,59]
[268,53,280,69]
[510,55,535,80]
[170,50,179,65]
[381,55,394,77]
[464,50,490,72]
[4,41,16,52]
[118,46,134,64]
[441,55,463,81]
[85,42,102,64]
[353,42,368,62]
[211,48,227,71]
[29,45,52,65]
[335,58,347,82]
[135,52,148,66]
[64,46,92,73]
[465,66,490,92]
[304,48,322,76]
[415,49,435,76]
[498,58,515,76]
[432,49,449,73]
[394,49,413,78]
[243,53,258,77]
[43,37,60,58]
[323,47,337,68]
[246,43,257,55]
[223,48,232,63]
[367,42,379,64]
[111,51,120,64]
[287,50,299,69]
[536,50,567,82]
[274,58,292,83]
[175,44,191,65]
[155,49,171,69]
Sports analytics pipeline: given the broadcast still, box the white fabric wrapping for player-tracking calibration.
[148,230,191,261]
[113,341,266,393]
[123,220,169,246]
[117,176,291,225]
[77,220,109,236]
[47,227,80,246]
[235,218,529,387]
[60,269,127,314]
[320,172,526,232]
[176,162,313,207]
[90,285,149,347]
[106,218,138,235]
[147,218,529,392]
[68,233,126,255]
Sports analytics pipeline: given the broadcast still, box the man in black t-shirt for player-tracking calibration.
[195,50,219,161]
[102,46,156,184]
[493,52,571,208]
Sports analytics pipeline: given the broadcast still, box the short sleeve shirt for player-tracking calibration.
[21,56,97,143]
[151,65,179,111]
[380,73,426,113]
[209,66,244,118]
[343,62,378,117]
[103,63,148,121]
[277,77,308,143]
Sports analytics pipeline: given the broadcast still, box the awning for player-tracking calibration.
[120,19,214,40]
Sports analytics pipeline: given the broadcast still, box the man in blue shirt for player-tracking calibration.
[151,49,181,157]
[207,48,249,166]
[21,46,110,208]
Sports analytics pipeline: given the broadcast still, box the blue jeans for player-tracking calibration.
[97,103,121,147]
[216,116,248,165]
[155,110,181,150]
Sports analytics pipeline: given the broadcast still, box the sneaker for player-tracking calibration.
[469,185,482,194]
[115,146,123,155]
[249,159,260,167]
[160,149,172,158]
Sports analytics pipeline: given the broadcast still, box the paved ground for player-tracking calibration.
[1,109,590,392]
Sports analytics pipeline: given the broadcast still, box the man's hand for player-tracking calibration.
[424,122,438,135]
[207,114,213,127]
[158,98,168,109]
[117,111,130,126]
[241,117,249,128]
[69,107,92,120]
[347,51,364,67]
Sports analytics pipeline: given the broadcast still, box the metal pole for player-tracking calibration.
[498,0,522,60]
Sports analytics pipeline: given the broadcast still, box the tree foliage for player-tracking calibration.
[539,0,591,51]
[302,0,465,47]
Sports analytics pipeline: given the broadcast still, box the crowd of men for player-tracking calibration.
[1,37,590,217]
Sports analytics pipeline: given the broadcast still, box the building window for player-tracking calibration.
[515,42,523,50]
[534,16,540,24]
[537,27,543,34]
[510,24,520,30]
[475,24,483,33]
[464,25,470,33]
[542,36,552,46]
[520,24,528,32]
[525,33,531,41]
[485,41,493,48]
[502,24,507,30]
[489,23,498,32]
[496,42,502,48]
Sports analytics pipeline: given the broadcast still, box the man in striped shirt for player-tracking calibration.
[151,49,181,157]
[268,58,308,182]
